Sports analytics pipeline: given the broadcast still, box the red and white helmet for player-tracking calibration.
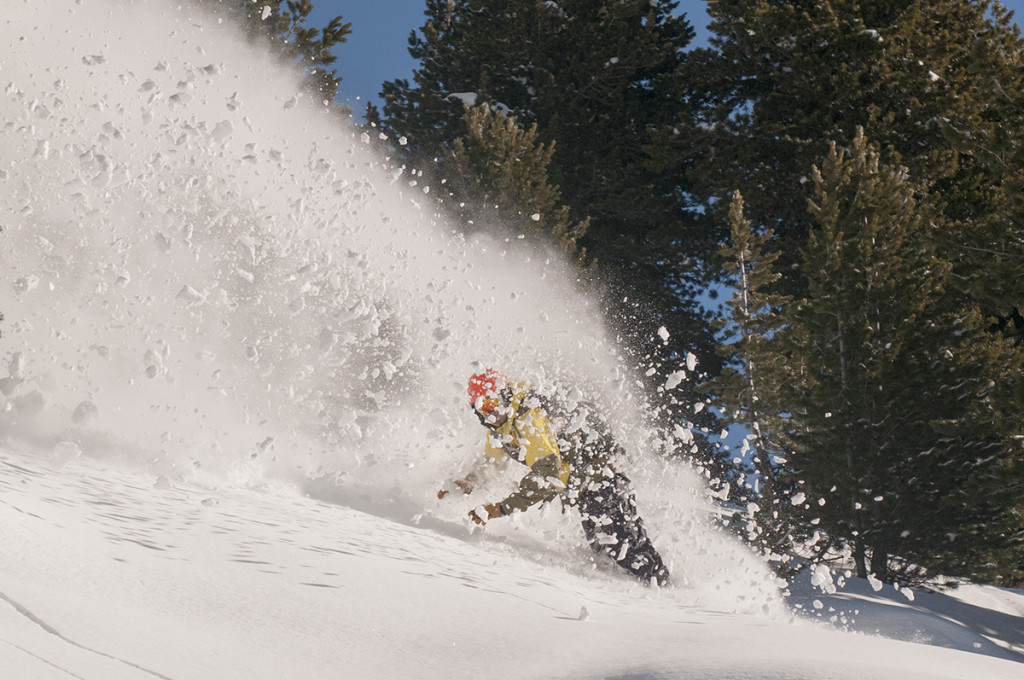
[467,368,506,412]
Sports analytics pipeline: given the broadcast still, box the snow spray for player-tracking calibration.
[0,0,780,611]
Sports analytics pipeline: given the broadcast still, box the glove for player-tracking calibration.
[468,503,503,526]
[437,478,474,500]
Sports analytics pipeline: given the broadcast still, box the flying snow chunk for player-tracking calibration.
[544,1,567,18]
[50,441,82,469]
[867,573,884,592]
[686,352,697,372]
[657,326,669,344]
[261,5,272,21]
[664,371,685,390]
[810,564,836,594]
[71,400,99,423]
[14,275,40,293]
[211,120,233,142]
[446,92,478,107]
[176,285,207,306]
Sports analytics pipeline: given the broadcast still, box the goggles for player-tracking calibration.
[473,390,510,427]
[478,398,501,414]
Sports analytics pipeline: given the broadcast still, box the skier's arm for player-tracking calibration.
[496,453,567,514]
[438,446,509,499]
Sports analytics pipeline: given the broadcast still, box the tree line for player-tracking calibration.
[204,0,1024,587]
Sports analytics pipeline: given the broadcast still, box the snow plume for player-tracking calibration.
[0,0,617,486]
[0,0,777,610]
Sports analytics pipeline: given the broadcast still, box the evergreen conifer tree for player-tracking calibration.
[681,0,1024,334]
[763,131,1024,584]
[442,104,590,264]
[197,0,351,102]
[708,191,793,551]
[372,1,728,472]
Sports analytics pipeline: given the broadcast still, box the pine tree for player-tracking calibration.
[441,104,590,264]
[763,131,1024,584]
[707,191,793,551]
[373,0,700,264]
[373,0,695,230]
[197,0,352,102]
[685,0,1024,333]
[372,1,728,472]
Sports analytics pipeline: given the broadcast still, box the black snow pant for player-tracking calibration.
[578,473,670,586]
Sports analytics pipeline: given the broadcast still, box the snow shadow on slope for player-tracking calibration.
[787,571,1024,663]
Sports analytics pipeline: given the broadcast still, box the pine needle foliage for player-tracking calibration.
[707,191,793,549]
[762,130,1024,585]
[370,0,731,464]
[444,105,590,265]
[690,0,1024,333]
[196,0,351,102]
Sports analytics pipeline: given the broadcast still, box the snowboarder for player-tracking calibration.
[439,368,670,587]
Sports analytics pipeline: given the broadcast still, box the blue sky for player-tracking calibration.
[310,1,1024,115]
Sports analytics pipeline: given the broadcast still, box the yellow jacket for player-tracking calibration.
[482,382,572,514]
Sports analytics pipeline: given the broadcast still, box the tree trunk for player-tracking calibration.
[737,248,778,512]
[870,539,891,582]
[853,536,867,579]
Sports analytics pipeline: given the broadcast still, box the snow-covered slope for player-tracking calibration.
[2,448,1022,680]
[1,2,1023,678]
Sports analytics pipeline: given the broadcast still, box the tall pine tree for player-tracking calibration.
[442,104,590,263]
[708,190,793,552]
[677,0,1024,334]
[762,131,1023,584]
[372,0,728,470]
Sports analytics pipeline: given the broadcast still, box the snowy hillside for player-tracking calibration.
[2,448,1023,680]
[1,2,1022,678]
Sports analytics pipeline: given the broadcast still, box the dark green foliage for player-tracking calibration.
[196,0,351,102]
[707,190,793,542]
[404,1,705,271]
[444,104,590,263]
[373,1,730,474]
[373,0,700,261]
[671,0,1024,584]
[759,131,1024,584]
[689,1,1024,321]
